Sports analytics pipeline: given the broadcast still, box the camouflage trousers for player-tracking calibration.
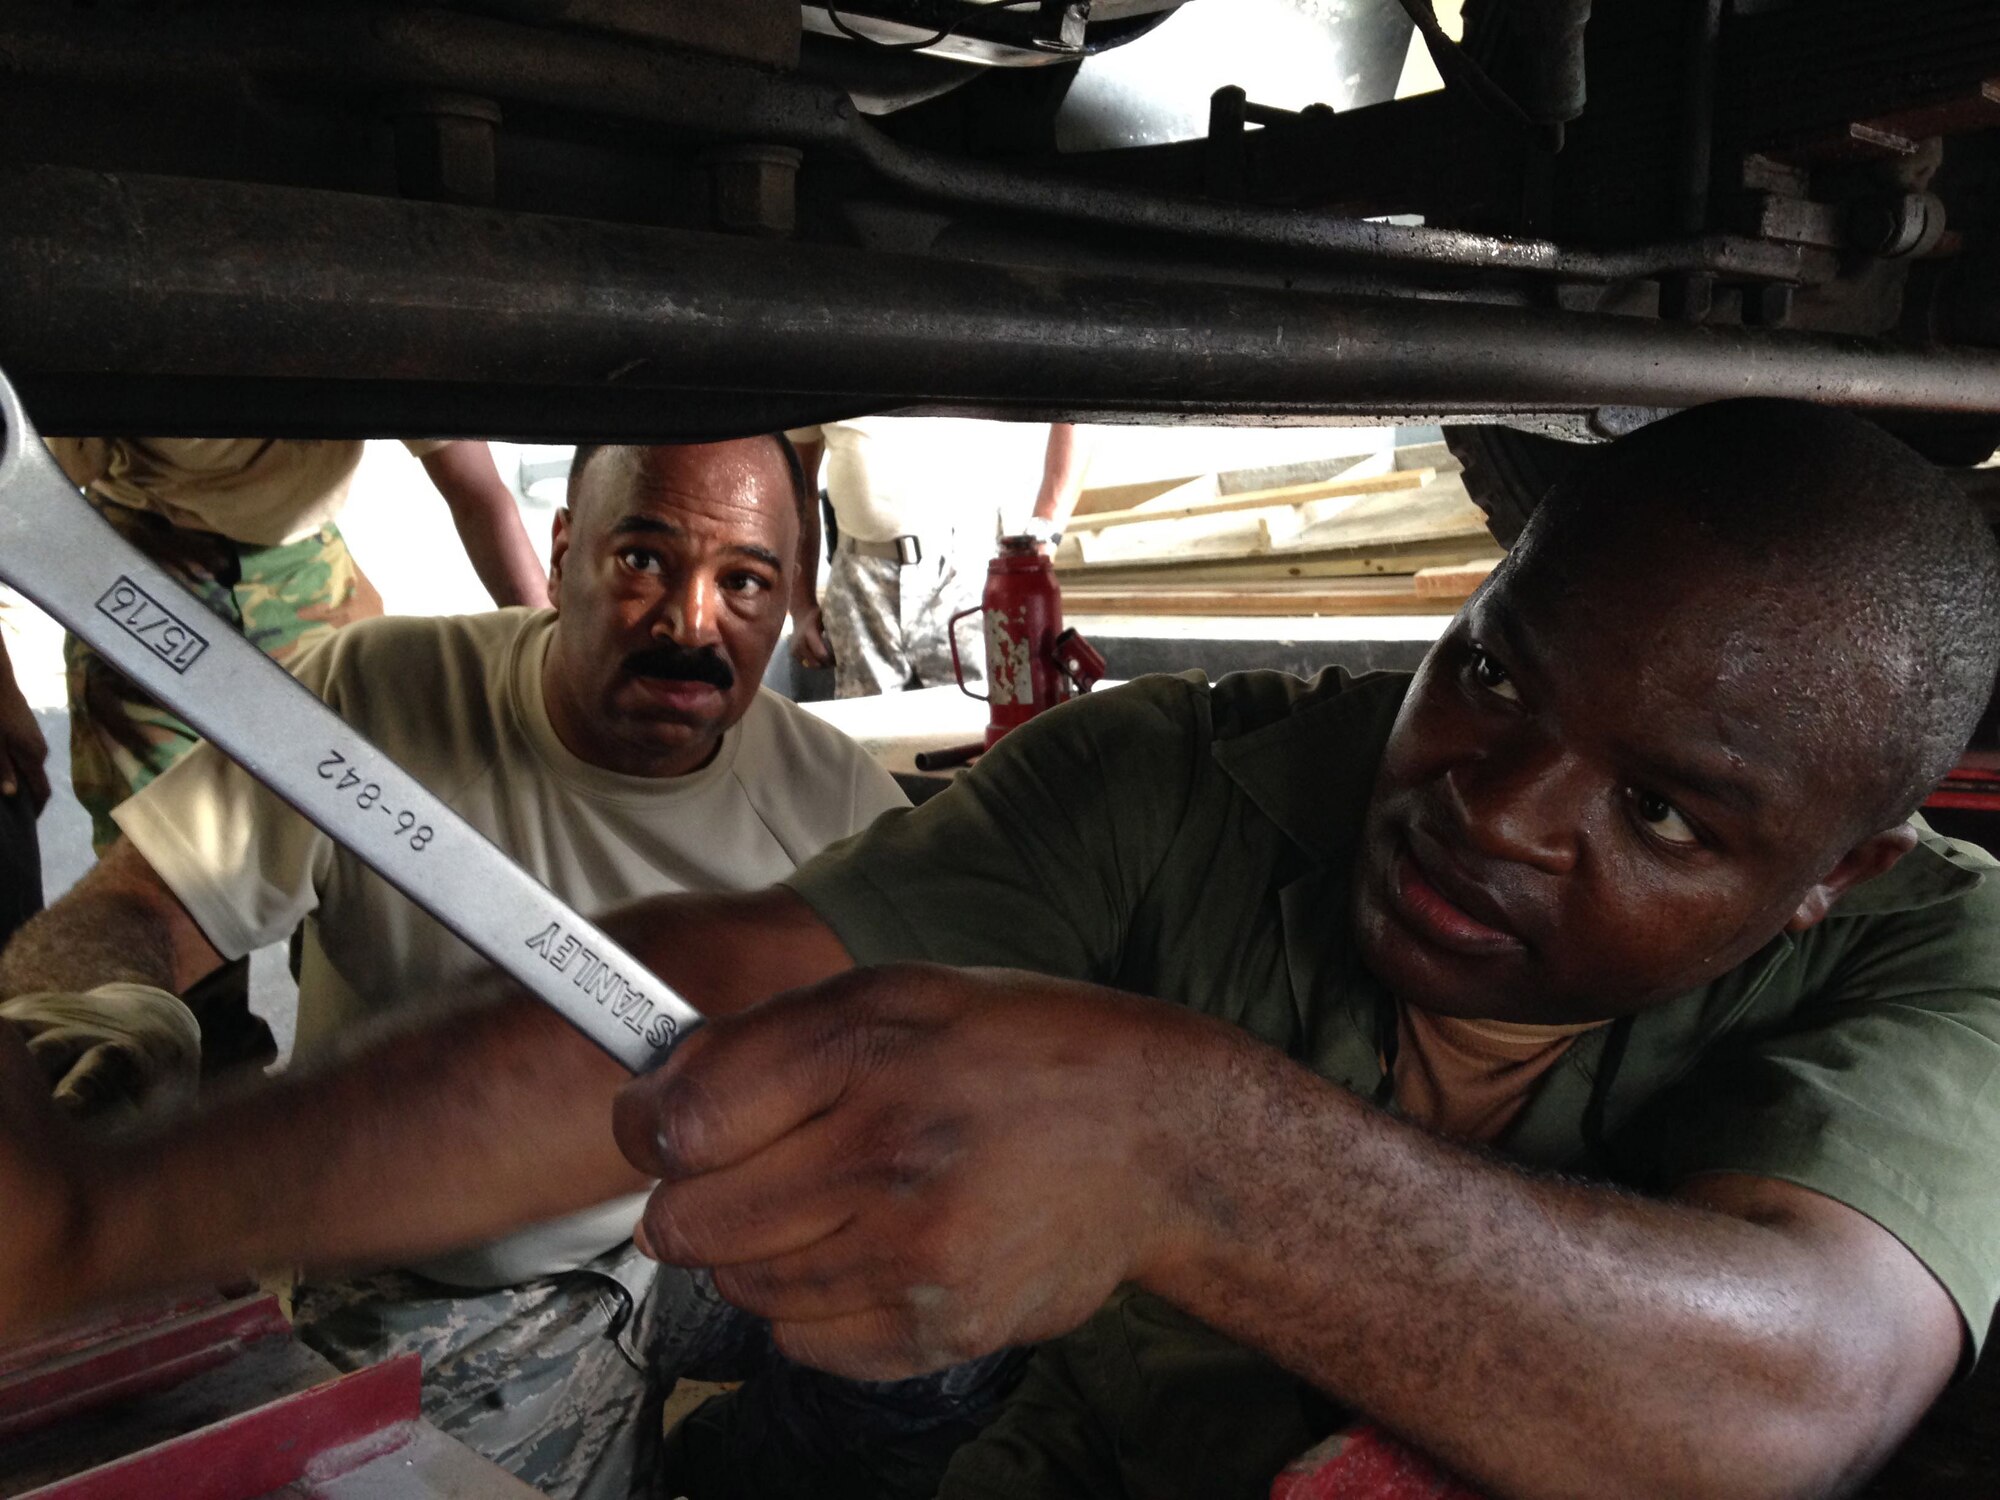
[824,539,987,699]
[296,1250,1027,1500]
[295,1242,664,1500]
[64,499,381,853]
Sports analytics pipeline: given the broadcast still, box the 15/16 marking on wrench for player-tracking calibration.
[96,576,210,673]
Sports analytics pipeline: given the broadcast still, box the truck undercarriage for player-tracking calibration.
[3,0,2000,473]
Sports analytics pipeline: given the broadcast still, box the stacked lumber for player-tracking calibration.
[1057,442,1505,617]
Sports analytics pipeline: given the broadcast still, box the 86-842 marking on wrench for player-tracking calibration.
[316,750,435,851]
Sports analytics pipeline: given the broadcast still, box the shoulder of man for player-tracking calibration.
[735,688,909,842]
[1607,825,2000,1349]
[1801,819,2000,970]
[1622,819,2000,1145]
[778,670,1398,978]
[290,608,534,744]
[1201,664,1408,742]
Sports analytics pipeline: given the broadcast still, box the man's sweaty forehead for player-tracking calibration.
[1484,507,1899,843]
[572,441,796,539]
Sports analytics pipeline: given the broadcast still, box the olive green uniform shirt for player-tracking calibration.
[785,669,2000,1500]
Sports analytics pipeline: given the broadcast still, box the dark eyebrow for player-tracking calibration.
[1468,598,1552,699]
[1487,607,1542,683]
[1477,600,1765,819]
[1627,752,1766,818]
[726,543,785,571]
[610,516,783,572]
[610,515,681,539]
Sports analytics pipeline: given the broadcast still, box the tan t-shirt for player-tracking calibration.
[1393,1008,1613,1145]
[790,417,1051,545]
[115,607,909,1284]
[45,437,448,547]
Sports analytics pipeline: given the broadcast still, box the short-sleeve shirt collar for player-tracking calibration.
[1207,670,1410,867]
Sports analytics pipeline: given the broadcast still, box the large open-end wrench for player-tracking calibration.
[0,367,701,1073]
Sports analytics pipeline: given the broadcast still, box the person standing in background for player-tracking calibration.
[43,436,548,1064]
[788,419,1087,698]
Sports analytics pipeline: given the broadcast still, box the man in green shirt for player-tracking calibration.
[1,399,1997,1500]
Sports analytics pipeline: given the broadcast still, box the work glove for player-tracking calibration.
[0,983,202,1118]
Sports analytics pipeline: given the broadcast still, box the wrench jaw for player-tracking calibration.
[0,363,54,563]
[0,362,73,539]
[0,362,29,491]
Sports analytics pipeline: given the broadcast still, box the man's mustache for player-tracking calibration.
[624,644,735,691]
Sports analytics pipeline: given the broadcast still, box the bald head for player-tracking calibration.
[1508,399,2000,832]
[568,437,807,535]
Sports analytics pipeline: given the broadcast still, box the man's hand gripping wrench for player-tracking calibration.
[0,370,701,1072]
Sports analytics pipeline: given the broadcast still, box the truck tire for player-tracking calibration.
[1441,425,1596,547]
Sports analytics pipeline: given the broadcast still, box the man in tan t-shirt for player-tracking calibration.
[0,439,915,1499]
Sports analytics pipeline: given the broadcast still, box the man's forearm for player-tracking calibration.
[1139,1017,1953,1500]
[0,636,51,808]
[0,858,188,997]
[0,903,173,996]
[70,991,636,1312]
[422,443,550,608]
[1032,423,1088,528]
[39,888,849,1327]
[792,485,824,618]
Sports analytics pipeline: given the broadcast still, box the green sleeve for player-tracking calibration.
[1618,879,2000,1356]
[784,674,1209,981]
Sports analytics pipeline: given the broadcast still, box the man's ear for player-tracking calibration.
[547,508,572,613]
[1785,822,1921,932]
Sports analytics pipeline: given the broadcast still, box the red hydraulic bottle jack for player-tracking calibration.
[917,535,1106,771]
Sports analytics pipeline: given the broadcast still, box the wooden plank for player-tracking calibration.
[1067,468,1434,534]
[1393,440,1461,475]
[1215,451,1381,497]
[1057,534,1501,589]
[1122,474,1222,516]
[1067,506,1303,565]
[1070,474,1210,518]
[1061,475,1494,572]
[1063,576,1461,618]
[1412,558,1499,599]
